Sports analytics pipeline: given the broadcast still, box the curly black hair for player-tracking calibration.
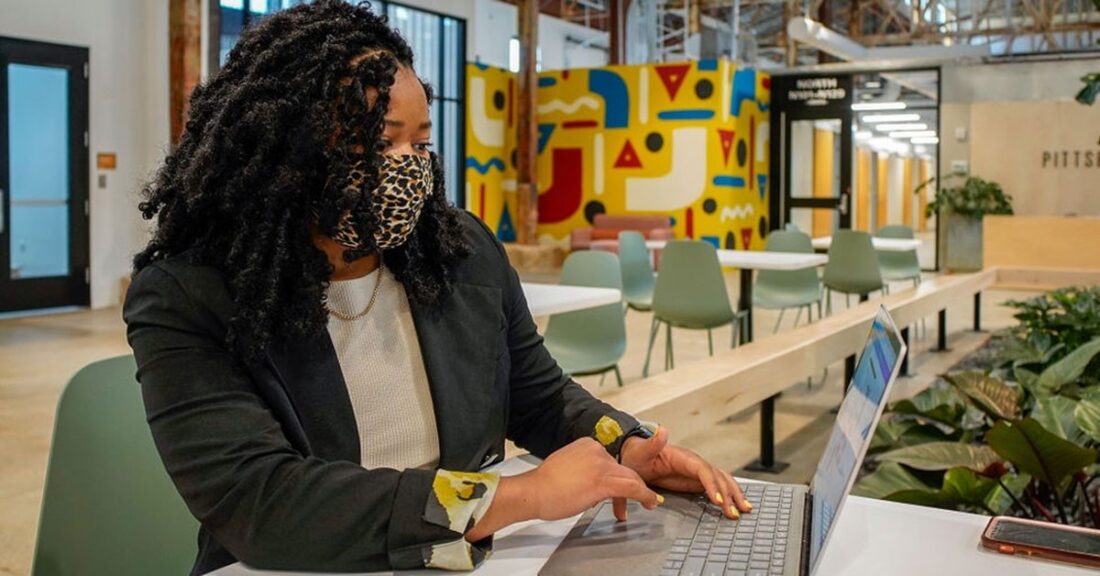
[134,0,470,356]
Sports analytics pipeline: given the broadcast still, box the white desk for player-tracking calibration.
[812,236,923,252]
[212,456,1090,576]
[521,283,621,317]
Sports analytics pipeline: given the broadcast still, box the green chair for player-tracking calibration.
[544,251,627,386]
[32,355,199,576]
[618,231,656,313]
[822,230,885,315]
[753,230,823,333]
[643,240,741,377]
[876,225,922,290]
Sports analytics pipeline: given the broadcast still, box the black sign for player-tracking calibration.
[773,74,853,112]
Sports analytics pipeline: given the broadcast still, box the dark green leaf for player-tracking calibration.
[852,462,933,499]
[1074,389,1100,443]
[890,387,967,429]
[1030,395,1082,442]
[986,418,1097,492]
[943,372,1021,420]
[884,467,997,511]
[984,472,1032,515]
[878,442,1001,472]
[1035,338,1100,393]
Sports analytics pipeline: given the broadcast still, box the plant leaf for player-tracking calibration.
[852,462,933,499]
[1035,338,1100,393]
[943,371,1021,420]
[890,387,967,429]
[984,472,1032,515]
[1030,395,1082,442]
[884,467,997,511]
[986,418,1097,492]
[1074,389,1100,443]
[878,442,1001,472]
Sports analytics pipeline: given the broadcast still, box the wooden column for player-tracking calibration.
[514,0,540,245]
[608,0,629,65]
[169,0,203,147]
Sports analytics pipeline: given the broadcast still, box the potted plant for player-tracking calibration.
[916,173,1013,271]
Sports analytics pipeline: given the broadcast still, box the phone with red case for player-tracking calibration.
[982,516,1100,569]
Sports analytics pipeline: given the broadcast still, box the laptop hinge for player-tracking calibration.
[799,492,813,576]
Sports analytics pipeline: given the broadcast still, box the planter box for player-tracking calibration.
[943,211,983,272]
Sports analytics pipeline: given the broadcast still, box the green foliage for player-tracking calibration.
[877,442,1001,472]
[884,467,998,513]
[852,462,933,499]
[1077,0,1100,106]
[943,371,1020,421]
[1005,286,1100,374]
[917,173,1014,220]
[986,419,1097,494]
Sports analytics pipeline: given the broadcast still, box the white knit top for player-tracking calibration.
[325,266,441,470]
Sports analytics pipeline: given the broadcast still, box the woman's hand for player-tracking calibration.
[618,427,752,520]
[466,437,662,541]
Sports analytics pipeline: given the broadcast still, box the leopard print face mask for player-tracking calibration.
[326,154,434,251]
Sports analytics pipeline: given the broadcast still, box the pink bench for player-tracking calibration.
[570,214,674,252]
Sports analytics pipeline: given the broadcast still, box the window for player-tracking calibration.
[508,37,542,73]
[216,1,467,207]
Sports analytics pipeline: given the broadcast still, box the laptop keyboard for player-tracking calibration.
[661,484,795,576]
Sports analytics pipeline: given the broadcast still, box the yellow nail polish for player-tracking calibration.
[714,492,724,504]
[745,501,754,511]
[656,494,665,505]
[728,505,740,518]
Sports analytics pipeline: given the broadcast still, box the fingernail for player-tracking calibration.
[745,501,754,511]
[714,492,724,504]
[728,505,740,518]
[656,494,665,505]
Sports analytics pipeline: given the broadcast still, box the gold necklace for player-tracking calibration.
[327,264,385,322]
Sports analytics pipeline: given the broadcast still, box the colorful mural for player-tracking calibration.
[465,60,771,250]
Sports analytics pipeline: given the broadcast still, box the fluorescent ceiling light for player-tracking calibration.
[856,131,872,140]
[912,137,940,144]
[865,81,882,89]
[852,102,907,111]
[889,130,937,138]
[861,113,921,123]
[875,123,928,132]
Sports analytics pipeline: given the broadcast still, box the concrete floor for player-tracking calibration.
[0,272,1035,576]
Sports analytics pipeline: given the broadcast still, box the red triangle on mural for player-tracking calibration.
[718,129,735,166]
[614,139,644,168]
[655,63,692,100]
[741,227,754,250]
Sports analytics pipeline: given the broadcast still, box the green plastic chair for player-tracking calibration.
[32,355,199,576]
[643,240,741,377]
[618,231,656,313]
[876,225,922,289]
[753,230,823,333]
[544,251,627,386]
[822,230,885,315]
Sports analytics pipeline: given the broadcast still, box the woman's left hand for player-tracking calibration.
[618,426,753,521]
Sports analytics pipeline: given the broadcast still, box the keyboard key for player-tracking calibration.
[671,546,690,554]
[680,556,706,576]
[659,570,678,576]
[750,560,770,569]
[703,562,727,576]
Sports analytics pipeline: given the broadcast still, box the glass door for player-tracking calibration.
[0,38,89,313]
[780,112,852,236]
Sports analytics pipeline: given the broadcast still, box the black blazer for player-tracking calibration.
[123,212,640,575]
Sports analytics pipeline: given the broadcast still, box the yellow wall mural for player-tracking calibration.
[465,60,771,251]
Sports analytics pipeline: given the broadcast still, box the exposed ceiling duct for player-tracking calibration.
[785,17,992,68]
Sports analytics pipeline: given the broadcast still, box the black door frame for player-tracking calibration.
[0,37,90,313]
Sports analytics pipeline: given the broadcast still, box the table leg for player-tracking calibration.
[936,309,949,352]
[741,268,790,473]
[900,327,910,377]
[739,268,754,344]
[973,293,982,332]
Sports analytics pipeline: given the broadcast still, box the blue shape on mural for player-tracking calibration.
[713,175,746,188]
[497,202,516,242]
[588,69,629,129]
[669,217,677,227]
[474,61,490,71]
[757,175,768,200]
[731,68,757,117]
[657,109,716,121]
[538,77,557,87]
[698,59,718,71]
[466,156,506,175]
[701,235,720,249]
[538,123,555,154]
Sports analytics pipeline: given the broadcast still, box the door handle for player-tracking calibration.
[838,190,850,216]
[0,188,5,235]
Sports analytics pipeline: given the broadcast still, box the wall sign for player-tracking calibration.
[772,75,852,111]
[1041,135,1100,169]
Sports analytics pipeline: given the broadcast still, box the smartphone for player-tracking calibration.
[982,516,1100,569]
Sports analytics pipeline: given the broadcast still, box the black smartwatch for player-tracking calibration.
[618,422,657,463]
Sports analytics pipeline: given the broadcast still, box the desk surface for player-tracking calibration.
[521,283,621,317]
[211,456,1089,576]
[812,236,923,252]
[716,250,827,271]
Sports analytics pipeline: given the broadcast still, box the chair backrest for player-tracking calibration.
[33,355,198,576]
[874,225,921,281]
[822,230,884,295]
[652,240,734,328]
[754,230,821,303]
[544,251,626,361]
[617,231,655,304]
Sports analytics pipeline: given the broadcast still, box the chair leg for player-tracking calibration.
[846,293,851,309]
[614,365,623,388]
[643,317,660,377]
[826,289,833,316]
[817,300,823,321]
[707,329,714,356]
[793,306,804,328]
[599,372,606,386]
[665,323,675,370]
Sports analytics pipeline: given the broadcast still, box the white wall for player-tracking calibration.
[471,0,608,70]
[2,0,170,309]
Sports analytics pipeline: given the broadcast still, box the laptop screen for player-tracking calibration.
[808,307,904,573]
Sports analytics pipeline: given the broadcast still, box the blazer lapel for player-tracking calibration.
[411,281,504,471]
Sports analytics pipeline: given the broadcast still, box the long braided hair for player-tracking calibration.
[134,0,470,356]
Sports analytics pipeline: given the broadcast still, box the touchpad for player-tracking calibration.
[581,502,664,540]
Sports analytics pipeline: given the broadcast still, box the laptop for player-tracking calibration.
[540,306,906,576]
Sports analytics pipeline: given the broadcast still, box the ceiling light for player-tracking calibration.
[875,123,928,132]
[889,130,937,138]
[856,131,872,140]
[861,113,921,123]
[852,102,907,111]
[865,81,882,89]
[912,137,940,144]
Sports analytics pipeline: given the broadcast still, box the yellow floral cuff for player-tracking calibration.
[422,470,501,570]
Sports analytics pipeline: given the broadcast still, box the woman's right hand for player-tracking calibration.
[465,438,662,542]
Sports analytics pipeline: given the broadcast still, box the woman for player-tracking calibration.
[124,2,749,575]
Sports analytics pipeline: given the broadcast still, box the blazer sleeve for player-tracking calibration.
[467,218,640,459]
[124,264,498,572]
